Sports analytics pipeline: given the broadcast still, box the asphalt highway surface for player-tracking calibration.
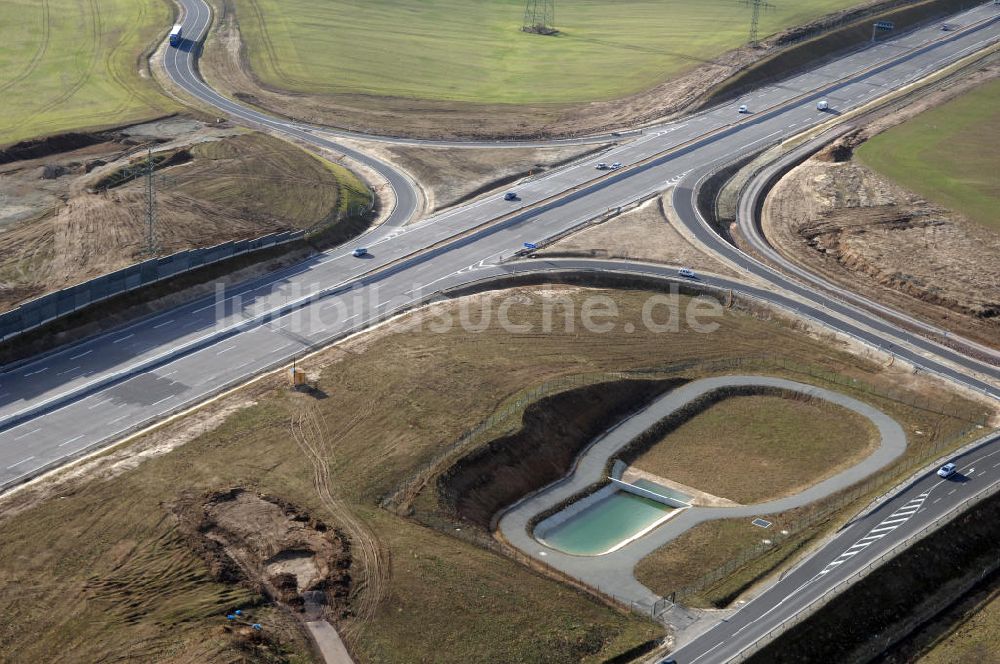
[1,3,999,662]
[0,0,996,523]
[734,133,1000,363]
[665,428,1000,663]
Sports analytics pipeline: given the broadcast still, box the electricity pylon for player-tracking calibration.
[522,0,556,35]
[743,0,775,47]
[143,148,159,256]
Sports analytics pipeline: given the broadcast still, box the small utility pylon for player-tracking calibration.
[522,0,556,35]
[742,0,775,48]
[143,148,159,256]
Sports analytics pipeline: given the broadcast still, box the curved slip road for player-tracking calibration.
[163,0,1000,385]
[1,6,999,661]
[497,375,908,612]
[160,0,1000,381]
[733,131,1000,364]
[671,170,1000,395]
[162,0,421,233]
[167,0,631,148]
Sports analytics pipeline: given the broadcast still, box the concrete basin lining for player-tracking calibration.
[497,375,907,609]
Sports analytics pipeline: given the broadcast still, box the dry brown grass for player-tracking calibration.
[0,286,989,662]
[631,393,878,504]
[916,579,1000,664]
[537,193,742,277]
[0,132,368,312]
[762,63,1000,349]
[377,142,608,215]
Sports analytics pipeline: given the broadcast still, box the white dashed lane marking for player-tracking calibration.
[818,491,930,576]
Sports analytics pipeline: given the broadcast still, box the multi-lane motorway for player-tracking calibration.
[1,2,999,662]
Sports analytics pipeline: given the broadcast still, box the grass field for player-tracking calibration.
[632,394,878,504]
[185,133,371,222]
[857,77,1000,231]
[635,514,818,608]
[0,0,177,146]
[918,583,1000,664]
[0,287,988,661]
[233,0,861,105]
[634,379,985,608]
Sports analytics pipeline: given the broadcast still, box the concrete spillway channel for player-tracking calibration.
[497,375,906,613]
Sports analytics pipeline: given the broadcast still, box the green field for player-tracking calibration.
[857,78,1000,231]
[0,0,177,146]
[234,0,861,104]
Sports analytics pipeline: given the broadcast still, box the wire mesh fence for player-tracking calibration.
[376,349,991,616]
[662,414,991,605]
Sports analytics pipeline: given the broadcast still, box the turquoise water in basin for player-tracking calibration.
[538,490,673,556]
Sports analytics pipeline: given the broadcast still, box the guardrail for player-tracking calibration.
[734,96,1000,364]
[0,230,305,343]
[682,155,1000,400]
[723,476,1000,663]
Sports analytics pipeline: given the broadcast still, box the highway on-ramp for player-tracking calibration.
[0,4,999,662]
[663,428,1000,663]
[1,0,997,499]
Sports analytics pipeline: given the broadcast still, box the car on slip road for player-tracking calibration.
[937,462,958,478]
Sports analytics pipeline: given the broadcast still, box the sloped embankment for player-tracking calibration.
[437,378,684,530]
[748,489,1000,663]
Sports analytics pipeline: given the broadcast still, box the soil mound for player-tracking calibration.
[174,488,352,617]
[0,132,105,164]
[764,154,1000,346]
[437,377,683,529]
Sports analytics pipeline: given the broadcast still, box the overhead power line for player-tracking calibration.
[742,0,775,47]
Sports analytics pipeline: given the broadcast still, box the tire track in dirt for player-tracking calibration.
[22,0,103,133]
[243,0,289,88]
[290,406,390,642]
[0,0,50,97]
[100,0,147,121]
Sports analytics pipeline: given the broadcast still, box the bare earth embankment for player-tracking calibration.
[762,66,1000,349]
[537,192,742,278]
[0,118,370,313]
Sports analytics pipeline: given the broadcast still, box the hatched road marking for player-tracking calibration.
[818,491,930,576]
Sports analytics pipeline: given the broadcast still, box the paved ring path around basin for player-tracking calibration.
[498,375,906,611]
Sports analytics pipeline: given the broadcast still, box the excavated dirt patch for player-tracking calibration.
[0,123,350,313]
[0,132,108,164]
[436,377,683,530]
[173,488,352,617]
[764,112,1000,348]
